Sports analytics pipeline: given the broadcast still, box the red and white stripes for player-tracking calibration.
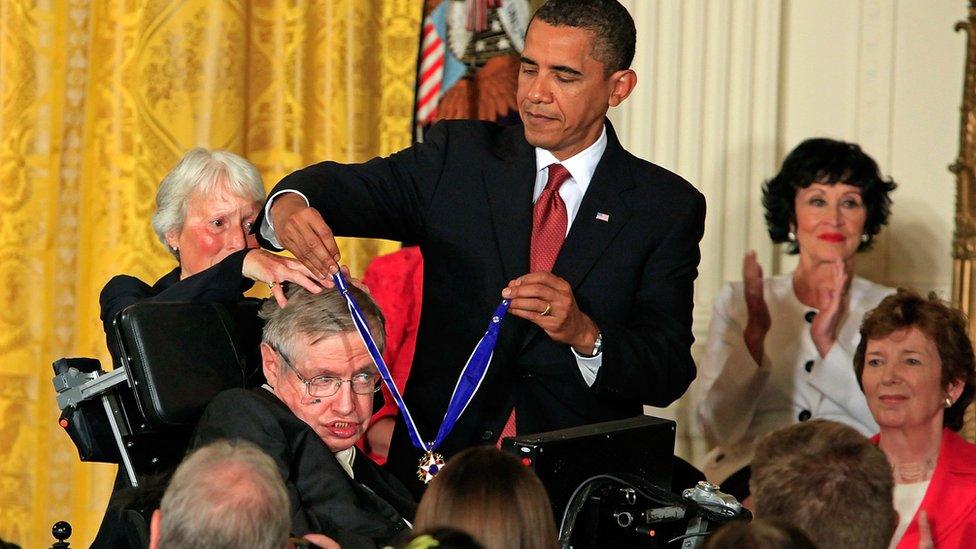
[416,19,445,125]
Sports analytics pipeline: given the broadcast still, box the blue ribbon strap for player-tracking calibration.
[333,272,509,454]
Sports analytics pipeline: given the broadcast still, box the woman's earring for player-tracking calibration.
[788,231,796,242]
[945,395,954,408]
[861,234,870,243]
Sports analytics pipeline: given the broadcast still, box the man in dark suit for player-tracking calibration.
[192,285,415,548]
[255,0,705,496]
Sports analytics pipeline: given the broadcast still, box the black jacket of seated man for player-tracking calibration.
[192,388,416,548]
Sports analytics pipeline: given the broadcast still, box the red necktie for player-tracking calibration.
[498,163,572,446]
[530,164,571,272]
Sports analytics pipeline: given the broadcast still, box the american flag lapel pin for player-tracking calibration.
[595,212,610,222]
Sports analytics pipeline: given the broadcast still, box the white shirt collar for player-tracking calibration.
[534,124,608,190]
[334,447,356,479]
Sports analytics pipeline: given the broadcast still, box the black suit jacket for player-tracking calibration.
[193,388,415,548]
[256,120,705,495]
[99,248,253,347]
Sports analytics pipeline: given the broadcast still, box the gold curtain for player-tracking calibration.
[0,0,420,545]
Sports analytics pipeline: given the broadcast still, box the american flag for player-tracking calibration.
[415,1,502,130]
[415,14,446,126]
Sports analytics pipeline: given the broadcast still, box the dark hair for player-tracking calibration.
[396,527,485,549]
[854,289,976,431]
[762,138,896,253]
[415,447,557,549]
[750,420,895,549]
[704,518,817,549]
[533,0,636,74]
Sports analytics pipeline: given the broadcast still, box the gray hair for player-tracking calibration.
[157,439,290,549]
[152,148,266,257]
[260,284,386,361]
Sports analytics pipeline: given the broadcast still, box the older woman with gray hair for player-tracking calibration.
[99,148,322,341]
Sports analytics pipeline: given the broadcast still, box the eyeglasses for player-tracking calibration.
[274,346,380,398]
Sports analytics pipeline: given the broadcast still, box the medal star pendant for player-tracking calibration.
[417,450,446,484]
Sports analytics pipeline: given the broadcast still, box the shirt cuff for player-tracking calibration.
[260,189,310,250]
[572,349,602,387]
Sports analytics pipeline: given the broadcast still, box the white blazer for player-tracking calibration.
[696,274,892,483]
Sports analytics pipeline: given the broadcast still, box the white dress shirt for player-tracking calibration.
[533,126,608,385]
[891,480,930,548]
[695,274,892,483]
[259,126,610,386]
[334,446,356,479]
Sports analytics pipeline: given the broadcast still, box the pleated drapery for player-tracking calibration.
[0,1,421,545]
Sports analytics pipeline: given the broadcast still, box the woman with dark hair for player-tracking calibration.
[697,138,897,499]
[414,447,557,549]
[855,289,976,548]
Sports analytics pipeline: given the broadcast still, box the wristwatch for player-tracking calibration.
[582,332,603,357]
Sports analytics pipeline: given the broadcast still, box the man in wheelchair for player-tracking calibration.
[56,284,414,548]
[190,284,416,547]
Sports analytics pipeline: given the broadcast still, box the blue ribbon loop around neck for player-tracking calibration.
[333,272,509,453]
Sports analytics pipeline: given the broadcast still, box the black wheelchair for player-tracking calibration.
[51,299,265,547]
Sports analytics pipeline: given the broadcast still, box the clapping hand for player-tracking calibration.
[743,251,771,366]
[810,259,850,358]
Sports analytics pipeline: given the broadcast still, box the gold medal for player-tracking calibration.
[417,450,446,484]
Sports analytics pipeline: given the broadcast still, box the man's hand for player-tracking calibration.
[270,194,341,279]
[502,272,600,354]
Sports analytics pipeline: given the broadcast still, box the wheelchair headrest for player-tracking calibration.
[111,299,265,430]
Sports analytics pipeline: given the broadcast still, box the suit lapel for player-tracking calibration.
[552,122,633,290]
[484,126,536,284]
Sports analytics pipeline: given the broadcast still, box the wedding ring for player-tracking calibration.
[268,281,277,289]
[540,303,552,317]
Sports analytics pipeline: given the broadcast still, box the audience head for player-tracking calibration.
[149,439,289,549]
[762,138,896,255]
[259,284,384,452]
[397,527,485,549]
[855,289,976,432]
[704,518,816,549]
[750,420,896,549]
[152,147,265,275]
[415,447,557,549]
[519,0,637,159]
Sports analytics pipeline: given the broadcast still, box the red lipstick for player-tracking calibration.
[818,233,845,243]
